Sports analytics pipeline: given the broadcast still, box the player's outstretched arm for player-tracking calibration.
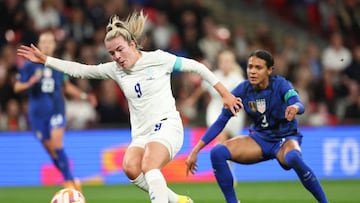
[17,44,47,64]
[179,57,243,116]
[19,44,114,80]
[186,110,231,175]
[13,75,40,93]
[186,140,206,176]
[213,82,243,116]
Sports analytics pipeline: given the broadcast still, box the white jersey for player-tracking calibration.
[46,49,219,137]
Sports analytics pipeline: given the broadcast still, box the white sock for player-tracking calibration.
[130,173,149,192]
[145,169,168,203]
[131,173,179,203]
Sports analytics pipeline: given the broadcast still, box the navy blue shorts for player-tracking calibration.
[249,133,303,161]
[30,113,66,141]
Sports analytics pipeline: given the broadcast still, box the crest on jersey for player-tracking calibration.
[44,67,53,78]
[35,68,43,77]
[248,101,256,112]
[256,99,266,113]
[146,67,155,80]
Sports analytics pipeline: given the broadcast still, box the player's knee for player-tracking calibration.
[284,150,302,169]
[123,162,142,179]
[279,162,292,171]
[210,144,231,163]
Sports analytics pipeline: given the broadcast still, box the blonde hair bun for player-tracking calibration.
[104,11,147,50]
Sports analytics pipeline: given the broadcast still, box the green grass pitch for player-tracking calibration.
[0,180,359,203]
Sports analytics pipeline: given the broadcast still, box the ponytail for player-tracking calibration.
[105,11,147,50]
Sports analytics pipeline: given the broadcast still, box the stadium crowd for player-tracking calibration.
[0,0,359,131]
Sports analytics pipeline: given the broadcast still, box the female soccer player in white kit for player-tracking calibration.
[17,11,242,203]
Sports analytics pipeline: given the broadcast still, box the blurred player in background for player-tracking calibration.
[186,49,245,182]
[186,50,329,203]
[16,11,242,203]
[14,32,97,191]
[187,49,245,142]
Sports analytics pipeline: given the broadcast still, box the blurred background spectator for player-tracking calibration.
[0,0,359,130]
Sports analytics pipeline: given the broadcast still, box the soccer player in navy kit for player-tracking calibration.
[14,32,96,191]
[186,50,329,203]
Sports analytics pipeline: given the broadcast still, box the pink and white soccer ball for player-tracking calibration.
[50,188,86,203]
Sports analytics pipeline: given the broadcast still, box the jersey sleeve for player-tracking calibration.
[172,57,219,86]
[18,62,33,82]
[45,57,117,80]
[201,108,233,144]
[230,81,246,98]
[280,78,305,114]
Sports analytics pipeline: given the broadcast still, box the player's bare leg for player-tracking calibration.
[141,141,171,203]
[123,145,192,203]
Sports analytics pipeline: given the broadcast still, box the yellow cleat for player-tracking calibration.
[177,195,194,203]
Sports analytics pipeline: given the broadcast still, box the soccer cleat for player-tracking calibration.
[73,178,82,192]
[63,178,82,192]
[177,195,194,203]
[63,180,75,189]
[233,180,238,188]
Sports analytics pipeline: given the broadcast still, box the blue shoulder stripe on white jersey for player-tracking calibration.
[173,57,182,72]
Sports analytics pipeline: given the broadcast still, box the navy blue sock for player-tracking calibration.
[210,145,238,203]
[285,150,328,203]
[55,148,74,181]
[52,158,60,169]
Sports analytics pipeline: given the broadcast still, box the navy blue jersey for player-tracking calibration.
[19,61,66,123]
[202,75,304,144]
[232,75,302,140]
